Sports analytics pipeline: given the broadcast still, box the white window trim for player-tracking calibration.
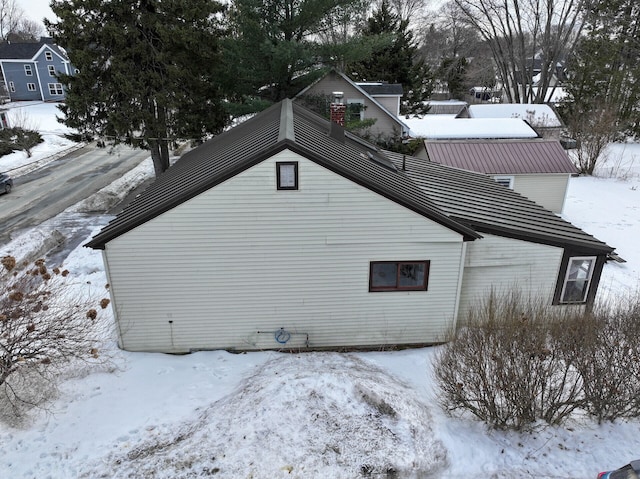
[48,65,56,77]
[27,83,37,91]
[8,81,15,92]
[24,64,33,76]
[559,256,597,304]
[45,51,53,61]
[347,98,365,121]
[493,175,515,189]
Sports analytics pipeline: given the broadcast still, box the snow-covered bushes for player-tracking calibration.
[433,290,640,430]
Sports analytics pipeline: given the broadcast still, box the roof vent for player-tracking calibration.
[367,151,397,172]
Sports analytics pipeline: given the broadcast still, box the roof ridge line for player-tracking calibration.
[278,98,295,143]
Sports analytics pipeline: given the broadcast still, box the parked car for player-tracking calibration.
[598,460,640,479]
[0,172,12,194]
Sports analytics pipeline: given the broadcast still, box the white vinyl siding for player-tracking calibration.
[103,150,466,352]
[512,174,571,213]
[457,234,564,323]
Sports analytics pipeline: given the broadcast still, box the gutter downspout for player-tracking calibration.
[452,241,468,330]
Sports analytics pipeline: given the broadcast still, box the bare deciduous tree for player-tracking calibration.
[453,0,590,103]
[0,0,23,40]
[0,257,112,423]
[8,17,45,41]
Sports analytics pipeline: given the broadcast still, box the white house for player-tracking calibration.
[418,139,577,213]
[460,103,565,140]
[87,100,614,353]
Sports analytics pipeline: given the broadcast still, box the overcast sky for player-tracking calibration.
[17,0,56,32]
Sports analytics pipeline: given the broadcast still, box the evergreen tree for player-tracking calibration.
[350,0,432,113]
[47,0,228,177]
[221,0,365,106]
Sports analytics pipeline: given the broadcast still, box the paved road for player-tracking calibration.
[0,143,150,245]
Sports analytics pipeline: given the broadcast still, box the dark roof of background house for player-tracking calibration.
[0,38,67,60]
[425,101,468,116]
[86,100,612,255]
[425,140,577,175]
[357,83,404,96]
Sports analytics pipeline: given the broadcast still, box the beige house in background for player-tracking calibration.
[420,139,577,213]
[295,69,409,139]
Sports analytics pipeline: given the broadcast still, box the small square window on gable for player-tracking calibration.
[45,51,53,61]
[276,161,298,190]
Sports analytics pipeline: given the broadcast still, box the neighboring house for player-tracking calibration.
[0,37,74,102]
[86,99,614,353]
[459,103,565,140]
[420,139,577,213]
[356,81,403,117]
[406,117,539,143]
[295,69,409,139]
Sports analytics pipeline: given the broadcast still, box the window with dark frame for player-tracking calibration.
[276,161,298,190]
[559,256,596,304]
[369,261,430,292]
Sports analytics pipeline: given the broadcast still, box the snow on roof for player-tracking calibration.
[468,103,563,127]
[405,117,539,139]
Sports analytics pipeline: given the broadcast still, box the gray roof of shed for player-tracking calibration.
[425,140,577,175]
[86,100,612,255]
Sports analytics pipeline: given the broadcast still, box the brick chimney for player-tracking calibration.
[330,91,346,126]
[329,91,346,142]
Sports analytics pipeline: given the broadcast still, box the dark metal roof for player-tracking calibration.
[357,83,404,96]
[86,100,612,255]
[386,152,612,254]
[0,40,67,61]
[425,140,577,175]
[86,100,480,249]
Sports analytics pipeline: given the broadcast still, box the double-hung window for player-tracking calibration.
[369,261,430,292]
[45,51,53,61]
[559,256,596,304]
[24,65,33,76]
[48,65,56,77]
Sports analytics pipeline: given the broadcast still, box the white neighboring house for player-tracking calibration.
[405,117,539,141]
[460,103,565,140]
[419,139,577,213]
[87,100,614,353]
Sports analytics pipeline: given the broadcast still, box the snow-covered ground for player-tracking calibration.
[1,103,639,478]
[0,102,81,176]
